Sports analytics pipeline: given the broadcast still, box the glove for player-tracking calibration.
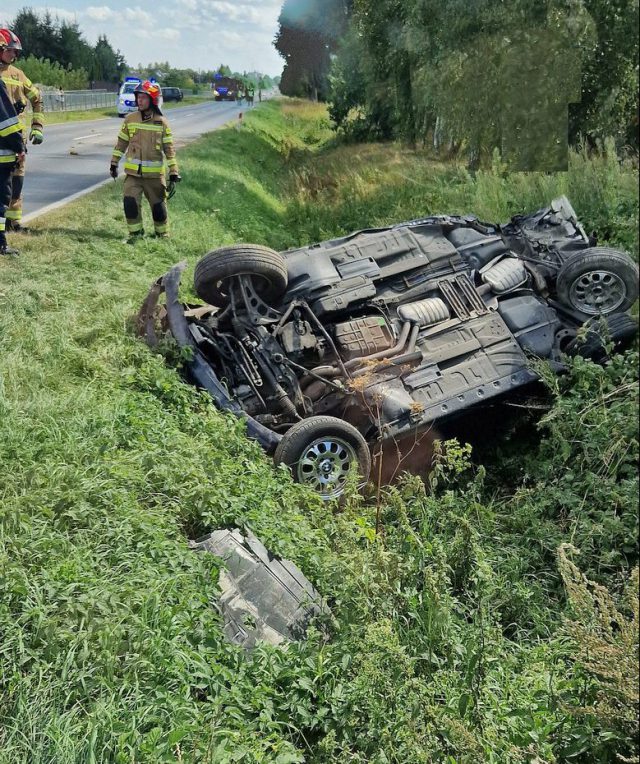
[167,173,181,199]
[29,129,43,145]
[110,164,118,179]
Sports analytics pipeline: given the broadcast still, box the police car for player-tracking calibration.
[117,77,163,117]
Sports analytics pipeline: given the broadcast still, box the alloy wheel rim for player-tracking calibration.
[569,270,626,315]
[296,436,357,499]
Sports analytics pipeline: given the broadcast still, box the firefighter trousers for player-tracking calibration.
[123,174,168,236]
[0,164,13,247]
[6,152,25,226]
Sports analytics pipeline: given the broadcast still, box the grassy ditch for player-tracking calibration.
[0,100,638,763]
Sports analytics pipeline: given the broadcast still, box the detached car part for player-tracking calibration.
[190,528,326,649]
[139,197,638,499]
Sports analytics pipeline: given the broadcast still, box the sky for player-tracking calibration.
[2,1,285,76]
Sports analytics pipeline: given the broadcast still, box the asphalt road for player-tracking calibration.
[21,99,248,222]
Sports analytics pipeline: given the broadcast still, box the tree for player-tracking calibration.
[10,8,47,58]
[57,21,93,72]
[569,0,640,148]
[91,35,126,82]
[326,0,637,160]
[9,8,127,86]
[275,0,351,100]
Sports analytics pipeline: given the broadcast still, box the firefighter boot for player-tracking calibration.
[126,230,145,245]
[0,211,18,254]
[0,232,19,256]
[6,219,28,233]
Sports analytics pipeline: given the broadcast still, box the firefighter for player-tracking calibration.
[109,80,181,240]
[0,77,24,255]
[0,28,44,232]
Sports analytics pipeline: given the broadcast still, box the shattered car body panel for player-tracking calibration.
[190,529,326,649]
[139,197,638,496]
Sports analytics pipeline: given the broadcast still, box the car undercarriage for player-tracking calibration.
[139,196,638,499]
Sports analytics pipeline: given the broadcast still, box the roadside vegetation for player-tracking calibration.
[42,96,212,125]
[0,100,637,763]
[277,0,638,162]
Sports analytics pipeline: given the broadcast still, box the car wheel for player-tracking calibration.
[565,312,638,363]
[274,416,371,501]
[556,248,639,316]
[194,244,288,307]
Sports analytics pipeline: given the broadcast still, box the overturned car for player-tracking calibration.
[139,197,638,499]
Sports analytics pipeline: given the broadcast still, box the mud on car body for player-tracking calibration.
[139,197,639,499]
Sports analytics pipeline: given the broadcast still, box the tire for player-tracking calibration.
[565,313,638,363]
[274,416,371,501]
[194,244,288,307]
[556,248,639,316]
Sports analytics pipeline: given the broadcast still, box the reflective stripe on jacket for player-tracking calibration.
[111,111,178,179]
[0,63,44,134]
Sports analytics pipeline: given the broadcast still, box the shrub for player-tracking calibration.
[19,55,88,90]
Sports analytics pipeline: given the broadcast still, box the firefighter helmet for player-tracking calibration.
[0,29,22,52]
[134,80,161,107]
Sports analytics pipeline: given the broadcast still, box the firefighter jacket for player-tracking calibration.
[0,78,24,165]
[0,63,44,136]
[111,111,178,180]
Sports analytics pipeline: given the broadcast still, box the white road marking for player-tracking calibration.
[74,132,102,141]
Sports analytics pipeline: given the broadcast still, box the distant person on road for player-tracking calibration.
[109,80,181,241]
[0,77,24,255]
[258,88,262,103]
[0,28,44,233]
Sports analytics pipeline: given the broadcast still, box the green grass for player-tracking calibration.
[42,96,212,125]
[0,99,638,763]
[283,137,639,258]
